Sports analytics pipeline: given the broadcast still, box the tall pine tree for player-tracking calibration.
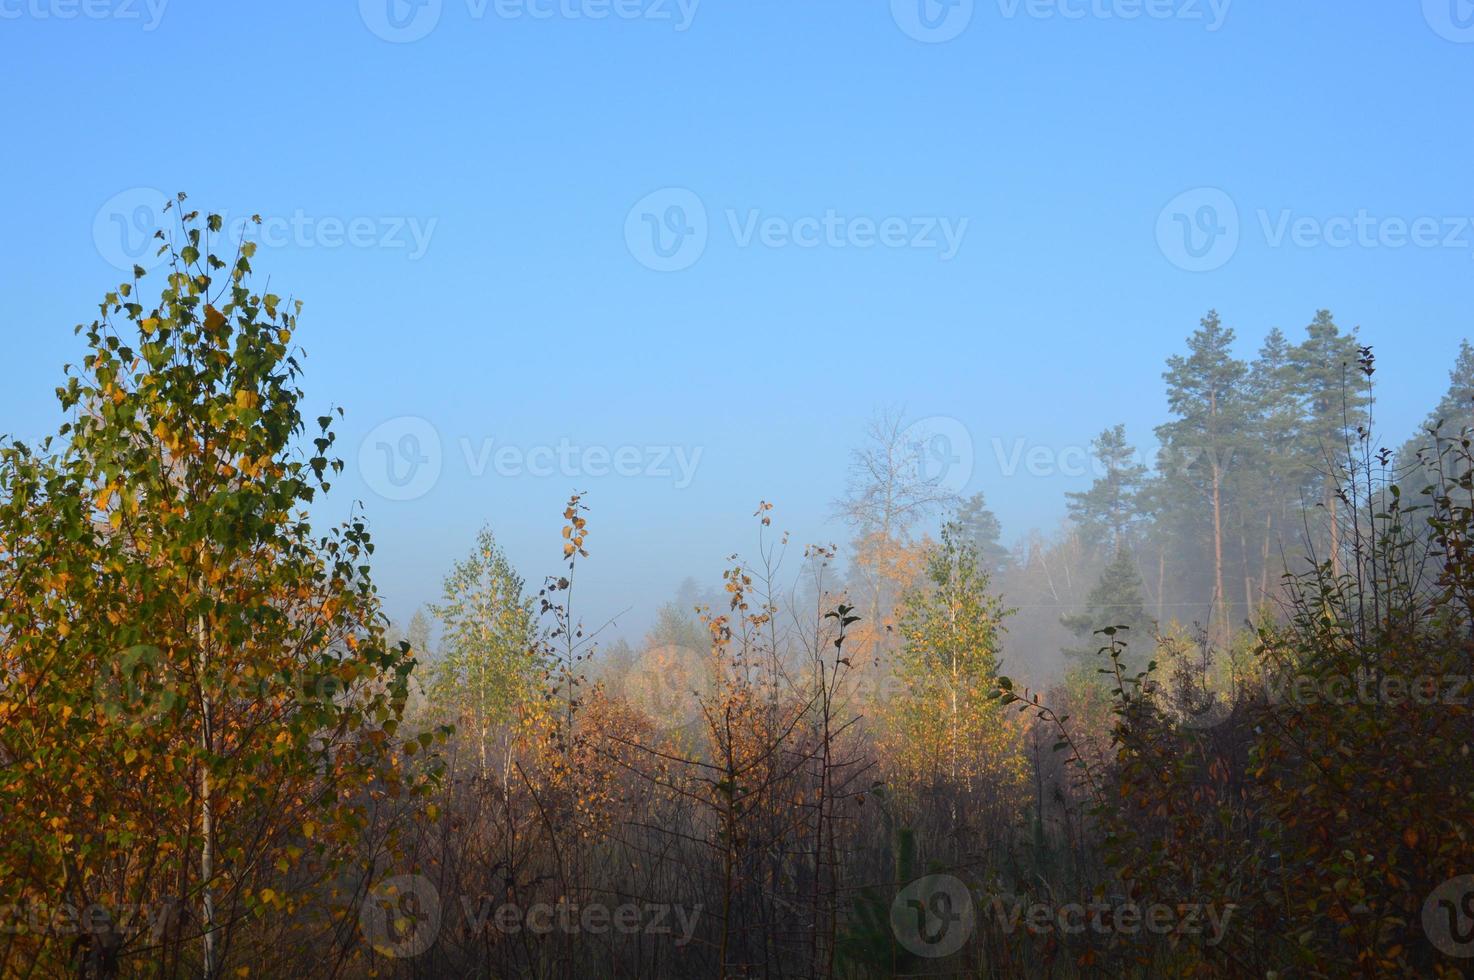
[1156,310,1250,649]
[1244,327,1306,609]
[1065,423,1148,553]
[1289,310,1368,575]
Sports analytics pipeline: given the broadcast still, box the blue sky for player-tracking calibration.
[2,0,1471,638]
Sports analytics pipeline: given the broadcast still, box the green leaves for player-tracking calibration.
[0,198,437,973]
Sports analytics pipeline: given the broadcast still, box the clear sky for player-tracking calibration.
[2,1,1471,638]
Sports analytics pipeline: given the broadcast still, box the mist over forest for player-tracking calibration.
[405,309,1466,696]
[5,4,1474,978]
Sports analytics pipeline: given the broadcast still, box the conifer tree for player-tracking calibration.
[1289,310,1368,574]
[1060,545,1153,671]
[1243,327,1306,606]
[1156,310,1250,649]
[1065,423,1148,553]
[1396,339,1474,505]
[954,491,1011,574]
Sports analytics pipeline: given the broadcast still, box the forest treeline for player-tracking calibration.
[1,201,1472,978]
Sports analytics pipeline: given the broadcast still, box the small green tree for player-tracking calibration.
[0,197,434,975]
[883,523,1025,821]
[430,527,539,778]
[1061,546,1153,672]
[406,607,433,656]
